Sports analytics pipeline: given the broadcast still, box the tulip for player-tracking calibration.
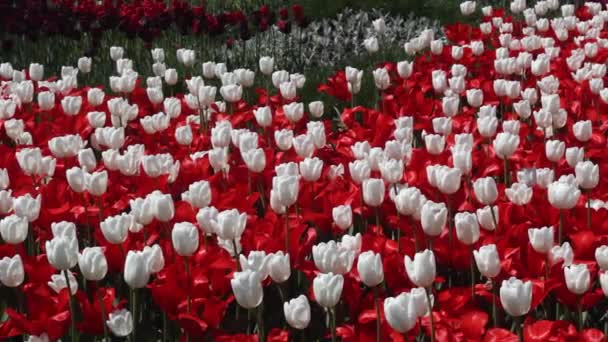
[384,292,417,333]
[404,249,436,288]
[0,255,24,287]
[182,180,211,209]
[307,121,326,148]
[283,102,304,123]
[259,56,274,75]
[292,134,315,158]
[455,212,480,245]
[107,309,133,337]
[175,125,193,146]
[505,183,532,205]
[101,213,132,244]
[473,177,498,205]
[332,205,352,231]
[124,251,150,289]
[357,251,384,287]
[172,222,199,256]
[46,236,78,270]
[274,129,293,151]
[545,140,565,163]
[313,241,355,274]
[231,270,264,309]
[242,148,266,174]
[362,178,385,208]
[211,209,247,241]
[284,295,310,330]
[474,244,501,278]
[78,247,108,281]
[308,101,324,118]
[460,1,476,15]
[596,246,608,271]
[420,201,447,237]
[528,226,554,254]
[254,106,272,127]
[149,191,174,222]
[267,251,290,283]
[565,264,590,295]
[466,89,484,107]
[575,161,599,190]
[313,272,344,309]
[397,61,413,79]
[279,81,297,100]
[573,120,592,142]
[0,215,28,244]
[566,147,585,168]
[549,242,573,267]
[299,157,323,182]
[500,277,532,330]
[142,244,164,274]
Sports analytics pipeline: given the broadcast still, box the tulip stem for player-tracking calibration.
[63,270,77,342]
[285,206,290,253]
[98,289,109,342]
[81,193,91,246]
[587,191,592,230]
[558,209,564,244]
[470,247,475,300]
[96,196,104,223]
[447,194,453,288]
[489,204,498,235]
[329,308,337,342]
[374,287,381,342]
[257,302,266,342]
[577,295,583,331]
[515,316,523,342]
[131,288,138,341]
[375,207,381,229]
[162,311,168,342]
[185,256,191,342]
[504,158,510,187]
[491,278,497,327]
[425,287,435,342]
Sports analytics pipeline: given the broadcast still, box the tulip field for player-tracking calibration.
[4,0,608,341]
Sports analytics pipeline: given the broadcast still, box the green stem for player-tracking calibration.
[558,209,564,245]
[374,287,381,342]
[184,257,191,342]
[98,289,109,342]
[329,308,337,342]
[131,288,138,341]
[587,192,592,230]
[63,270,77,342]
[491,278,497,327]
[577,295,583,331]
[375,207,381,228]
[426,287,435,342]
[489,204,498,234]
[410,216,419,253]
[257,303,266,342]
[515,316,523,342]
[470,248,475,300]
[162,311,168,342]
[285,206,290,253]
[504,158,510,186]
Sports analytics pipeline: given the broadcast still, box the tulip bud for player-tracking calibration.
[466,89,484,108]
[384,292,417,333]
[0,215,28,244]
[362,178,385,207]
[299,157,323,182]
[420,201,447,237]
[284,295,310,330]
[493,132,519,159]
[573,120,592,142]
[474,244,501,278]
[272,175,299,208]
[164,68,178,86]
[473,177,498,205]
[332,205,352,231]
[564,264,590,295]
[313,241,355,274]
[575,161,599,190]
[78,247,108,281]
[46,236,79,270]
[505,183,532,205]
[106,309,133,337]
[308,101,324,118]
[254,106,272,127]
[595,246,608,271]
[357,251,384,287]
[549,242,573,267]
[404,249,436,288]
[172,222,199,257]
[548,180,581,209]
[455,212,480,245]
[13,193,41,222]
[101,213,133,244]
[87,88,105,107]
[267,251,290,283]
[124,251,150,288]
[211,209,247,240]
[545,140,565,163]
[182,180,211,209]
[259,57,274,75]
[528,226,554,254]
[0,255,24,287]
[313,272,344,308]
[231,270,264,309]
[424,133,445,155]
[379,159,403,184]
[500,277,532,317]
[279,81,297,100]
[142,244,164,274]
[283,102,304,123]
